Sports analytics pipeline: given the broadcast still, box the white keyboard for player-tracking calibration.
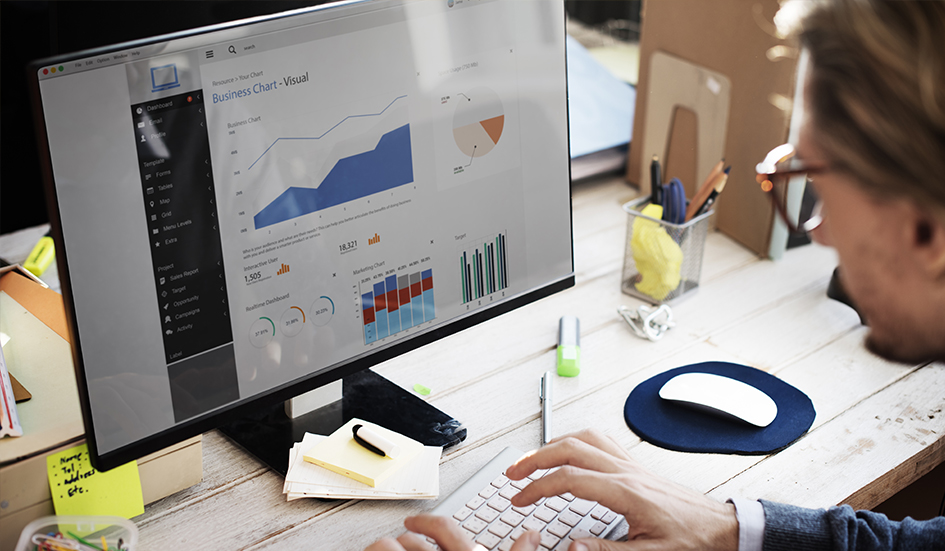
[430,447,623,550]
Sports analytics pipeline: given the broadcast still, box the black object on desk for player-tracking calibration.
[220,370,466,476]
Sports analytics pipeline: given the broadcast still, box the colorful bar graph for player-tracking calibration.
[460,231,508,304]
[361,267,435,344]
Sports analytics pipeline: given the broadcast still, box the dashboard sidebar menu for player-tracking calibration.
[132,90,240,422]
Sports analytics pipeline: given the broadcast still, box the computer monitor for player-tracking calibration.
[29,0,573,473]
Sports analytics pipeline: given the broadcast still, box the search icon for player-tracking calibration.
[228,45,237,54]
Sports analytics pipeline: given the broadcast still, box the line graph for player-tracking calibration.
[247,95,408,170]
[253,123,414,229]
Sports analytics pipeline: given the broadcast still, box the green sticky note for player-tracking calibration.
[413,383,431,396]
[46,443,144,518]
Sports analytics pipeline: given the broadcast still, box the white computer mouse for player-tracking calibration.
[658,372,778,428]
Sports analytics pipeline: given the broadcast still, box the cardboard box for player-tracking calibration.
[628,0,798,255]
[0,266,202,550]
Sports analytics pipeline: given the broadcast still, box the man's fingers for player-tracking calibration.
[403,515,471,550]
[364,537,407,551]
[507,436,628,481]
[558,429,634,462]
[394,532,435,551]
[511,466,629,510]
[509,530,541,551]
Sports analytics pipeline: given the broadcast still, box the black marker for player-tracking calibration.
[650,155,663,206]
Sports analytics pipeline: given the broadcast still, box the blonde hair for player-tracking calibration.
[786,0,945,213]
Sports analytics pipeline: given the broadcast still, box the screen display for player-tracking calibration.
[33,0,571,468]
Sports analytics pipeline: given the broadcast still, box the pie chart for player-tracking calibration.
[452,87,504,158]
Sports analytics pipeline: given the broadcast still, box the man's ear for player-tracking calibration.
[913,209,945,279]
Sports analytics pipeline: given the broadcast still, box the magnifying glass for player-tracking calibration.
[228,45,237,54]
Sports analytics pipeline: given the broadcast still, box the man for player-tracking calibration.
[367,1,945,549]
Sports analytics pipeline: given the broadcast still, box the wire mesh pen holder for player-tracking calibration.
[621,197,712,304]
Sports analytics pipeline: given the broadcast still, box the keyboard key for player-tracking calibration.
[480,485,499,499]
[498,540,515,551]
[488,496,511,512]
[510,527,526,540]
[453,507,474,521]
[463,528,478,541]
[531,468,549,479]
[590,521,608,536]
[570,528,592,540]
[557,510,582,527]
[477,532,502,550]
[475,507,500,523]
[467,496,486,510]
[499,486,519,500]
[539,531,560,549]
[488,521,513,538]
[512,504,536,516]
[553,537,574,551]
[545,496,568,512]
[534,506,557,522]
[501,510,525,527]
[510,479,530,490]
[568,498,596,516]
[546,520,571,538]
[601,511,618,524]
[491,475,509,488]
[560,492,575,501]
[523,518,547,533]
[590,504,610,520]
[463,518,488,534]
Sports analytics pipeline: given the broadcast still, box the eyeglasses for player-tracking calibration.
[756,143,828,235]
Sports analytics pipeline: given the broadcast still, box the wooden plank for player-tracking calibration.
[707,364,945,509]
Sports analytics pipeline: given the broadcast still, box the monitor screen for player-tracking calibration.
[30,0,572,471]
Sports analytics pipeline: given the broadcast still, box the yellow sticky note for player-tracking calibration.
[46,443,144,518]
[303,418,423,487]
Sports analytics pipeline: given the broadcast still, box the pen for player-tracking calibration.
[693,167,730,219]
[540,371,553,446]
[650,155,662,206]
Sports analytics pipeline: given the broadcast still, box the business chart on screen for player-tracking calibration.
[197,1,554,393]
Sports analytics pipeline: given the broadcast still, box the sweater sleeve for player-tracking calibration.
[760,500,945,551]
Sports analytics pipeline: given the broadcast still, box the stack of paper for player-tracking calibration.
[283,420,441,500]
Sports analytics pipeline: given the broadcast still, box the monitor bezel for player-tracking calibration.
[27,0,574,472]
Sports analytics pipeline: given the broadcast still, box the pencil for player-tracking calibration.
[693,167,730,219]
[685,159,725,222]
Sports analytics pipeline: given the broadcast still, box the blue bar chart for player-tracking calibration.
[361,268,435,344]
[460,231,508,304]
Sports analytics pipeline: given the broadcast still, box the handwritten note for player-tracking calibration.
[46,443,144,518]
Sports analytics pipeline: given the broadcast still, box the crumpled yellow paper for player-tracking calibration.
[631,204,683,301]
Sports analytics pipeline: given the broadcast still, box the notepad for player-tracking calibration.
[302,418,423,487]
[285,432,440,501]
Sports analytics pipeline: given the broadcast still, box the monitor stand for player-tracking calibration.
[219,369,466,477]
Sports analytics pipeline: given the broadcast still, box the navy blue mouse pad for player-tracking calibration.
[624,362,815,454]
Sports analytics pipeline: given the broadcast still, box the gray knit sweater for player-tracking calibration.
[761,500,945,551]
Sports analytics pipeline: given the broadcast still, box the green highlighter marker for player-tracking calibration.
[556,315,580,377]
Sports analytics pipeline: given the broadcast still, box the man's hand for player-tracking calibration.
[505,429,739,551]
[365,514,540,551]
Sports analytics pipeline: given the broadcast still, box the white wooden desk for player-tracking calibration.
[3,175,943,550]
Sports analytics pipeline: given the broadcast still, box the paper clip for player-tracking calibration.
[617,304,676,342]
[31,533,80,551]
